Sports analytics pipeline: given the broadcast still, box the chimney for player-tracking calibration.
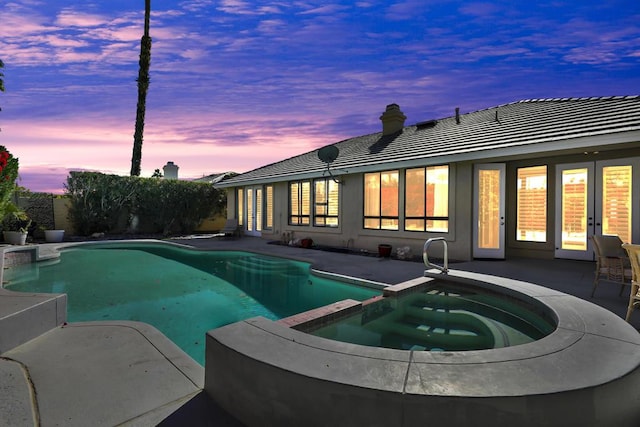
[455,107,460,124]
[379,103,406,135]
[163,161,179,179]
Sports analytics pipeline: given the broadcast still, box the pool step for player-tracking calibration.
[227,256,300,273]
[359,293,498,351]
[378,315,495,351]
[0,289,67,353]
[225,257,308,285]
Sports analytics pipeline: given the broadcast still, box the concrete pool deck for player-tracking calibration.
[1,236,639,425]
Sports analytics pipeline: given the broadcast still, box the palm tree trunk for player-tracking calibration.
[130,0,152,176]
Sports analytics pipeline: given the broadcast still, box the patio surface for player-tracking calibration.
[1,236,638,426]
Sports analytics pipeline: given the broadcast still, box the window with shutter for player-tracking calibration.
[516,166,547,242]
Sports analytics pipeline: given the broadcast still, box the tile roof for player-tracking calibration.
[217,96,640,187]
[192,171,236,184]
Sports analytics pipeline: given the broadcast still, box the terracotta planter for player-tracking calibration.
[378,244,392,258]
[44,229,65,243]
[4,231,27,245]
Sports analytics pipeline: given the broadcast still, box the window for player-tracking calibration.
[405,165,449,232]
[289,181,311,225]
[364,170,399,230]
[289,179,339,226]
[265,185,273,229]
[237,188,244,226]
[314,179,339,227]
[517,166,547,242]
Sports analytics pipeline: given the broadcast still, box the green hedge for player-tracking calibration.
[0,145,20,218]
[64,171,225,236]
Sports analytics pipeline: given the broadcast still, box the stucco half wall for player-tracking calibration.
[204,270,640,427]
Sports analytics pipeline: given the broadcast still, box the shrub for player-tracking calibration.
[64,171,225,236]
[135,178,221,235]
[65,172,138,235]
[0,145,19,218]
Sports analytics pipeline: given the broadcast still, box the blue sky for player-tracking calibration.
[1,0,639,193]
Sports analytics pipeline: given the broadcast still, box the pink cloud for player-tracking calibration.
[55,10,108,27]
[18,166,75,195]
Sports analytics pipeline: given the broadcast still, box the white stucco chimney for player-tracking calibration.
[380,103,407,135]
[163,161,179,179]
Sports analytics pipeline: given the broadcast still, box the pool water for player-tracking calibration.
[4,242,380,365]
[311,282,556,351]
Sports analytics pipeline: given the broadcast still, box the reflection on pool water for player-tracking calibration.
[3,242,380,365]
[311,281,556,351]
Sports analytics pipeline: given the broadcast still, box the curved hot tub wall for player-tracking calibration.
[204,270,640,427]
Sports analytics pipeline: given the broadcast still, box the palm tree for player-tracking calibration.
[1,59,5,132]
[130,0,152,176]
[0,59,5,93]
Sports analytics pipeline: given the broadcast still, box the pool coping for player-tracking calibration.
[205,269,640,426]
[2,320,205,426]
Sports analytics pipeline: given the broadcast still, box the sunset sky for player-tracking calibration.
[1,0,638,194]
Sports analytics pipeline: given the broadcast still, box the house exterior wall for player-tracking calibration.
[229,163,476,262]
[227,143,640,262]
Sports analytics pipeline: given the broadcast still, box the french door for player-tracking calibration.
[555,159,639,260]
[245,186,263,237]
[473,164,506,259]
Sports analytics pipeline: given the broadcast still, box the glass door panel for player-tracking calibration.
[555,163,595,260]
[473,164,505,258]
[246,189,254,232]
[599,164,633,243]
[244,186,263,237]
[255,188,263,232]
[561,168,589,251]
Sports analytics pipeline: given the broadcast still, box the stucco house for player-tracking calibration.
[216,96,640,262]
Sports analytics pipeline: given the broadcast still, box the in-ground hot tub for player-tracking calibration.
[205,269,640,426]
[309,277,556,352]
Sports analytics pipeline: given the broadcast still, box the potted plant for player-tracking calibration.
[378,244,392,258]
[2,209,31,245]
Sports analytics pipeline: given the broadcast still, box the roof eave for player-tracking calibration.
[217,129,640,188]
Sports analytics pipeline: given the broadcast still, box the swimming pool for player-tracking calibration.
[3,241,381,365]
